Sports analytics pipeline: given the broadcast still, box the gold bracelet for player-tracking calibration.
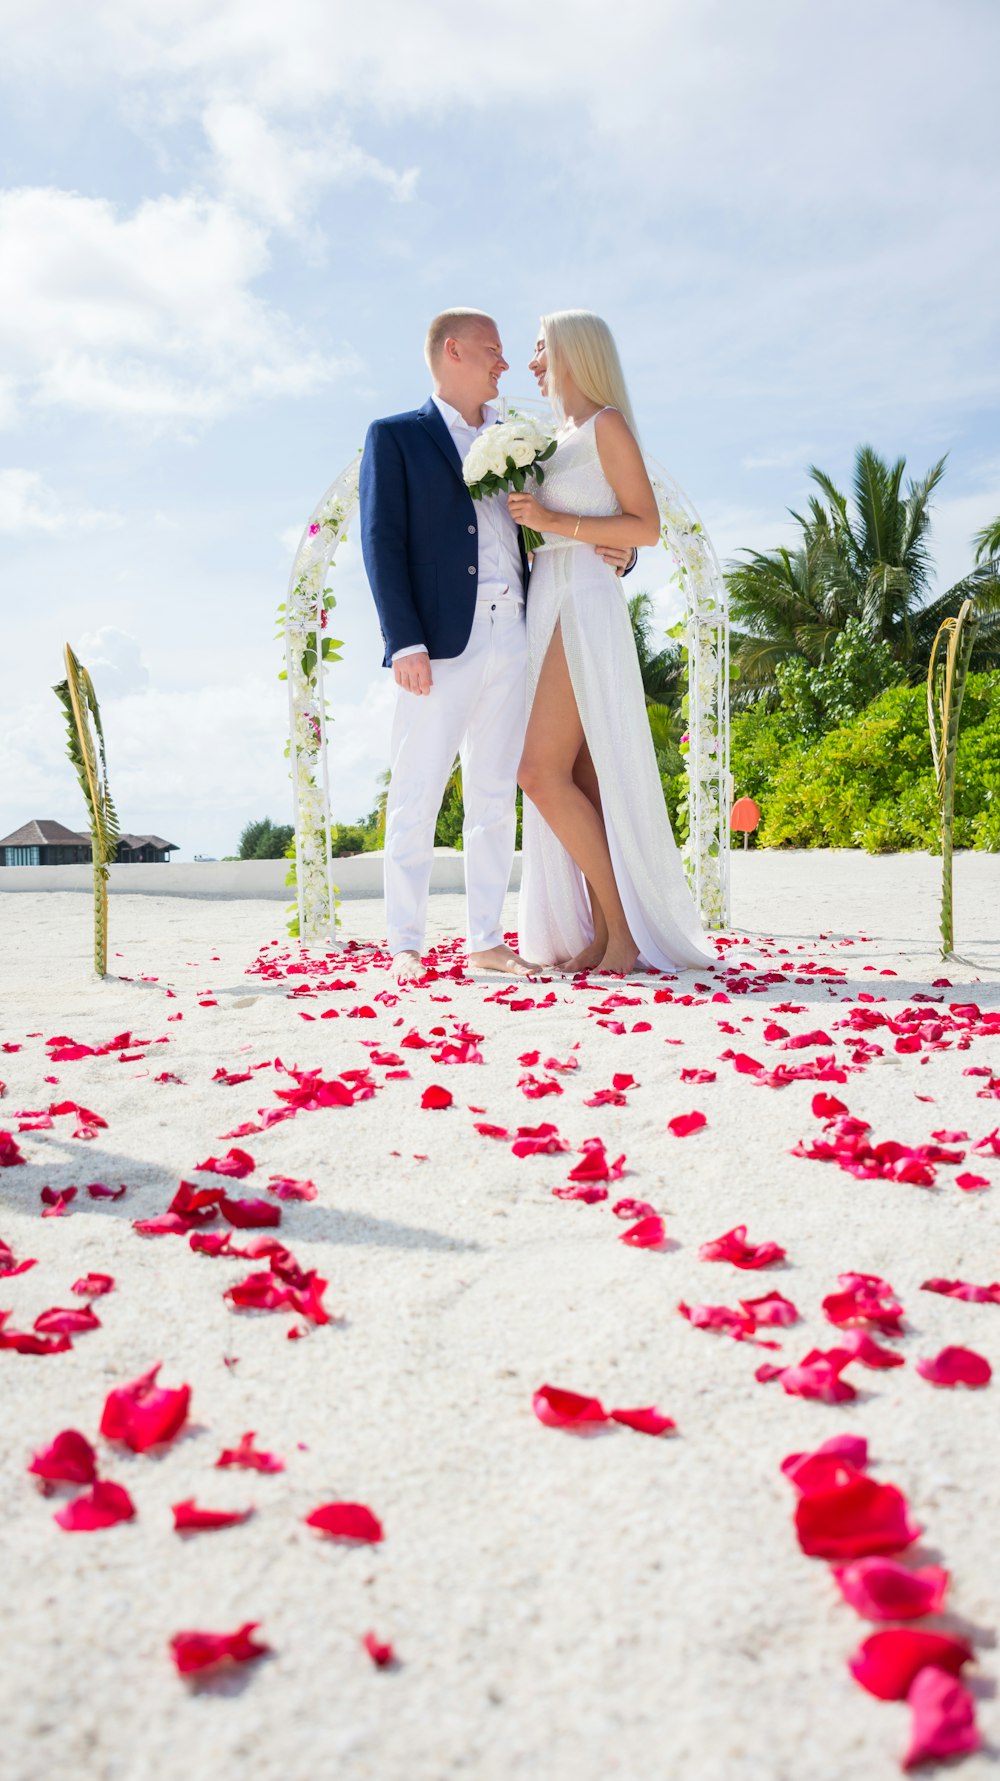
[573,516,582,538]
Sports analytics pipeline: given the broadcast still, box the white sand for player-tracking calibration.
[1,850,998,1781]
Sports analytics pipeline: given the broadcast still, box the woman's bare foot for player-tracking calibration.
[468,943,539,976]
[598,935,641,976]
[558,940,606,975]
[393,950,426,983]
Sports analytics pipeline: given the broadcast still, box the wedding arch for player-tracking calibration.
[279,418,730,944]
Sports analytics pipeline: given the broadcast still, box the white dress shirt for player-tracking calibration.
[392,396,525,663]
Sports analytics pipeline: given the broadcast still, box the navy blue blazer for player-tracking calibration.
[359,398,529,667]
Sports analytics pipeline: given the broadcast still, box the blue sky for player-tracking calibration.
[1,0,998,859]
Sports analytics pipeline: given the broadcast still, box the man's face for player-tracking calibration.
[528,331,548,397]
[452,319,508,407]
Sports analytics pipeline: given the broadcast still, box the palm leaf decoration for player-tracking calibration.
[53,644,120,975]
[927,599,979,958]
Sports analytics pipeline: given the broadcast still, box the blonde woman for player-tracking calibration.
[509,310,714,975]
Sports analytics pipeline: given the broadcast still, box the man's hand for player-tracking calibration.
[596,544,633,577]
[394,650,432,695]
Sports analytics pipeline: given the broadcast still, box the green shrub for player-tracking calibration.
[731,672,1000,852]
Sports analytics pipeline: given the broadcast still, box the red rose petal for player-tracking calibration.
[54,1479,136,1531]
[215,1431,285,1473]
[795,1470,922,1559]
[362,1630,395,1668]
[679,1300,756,1341]
[532,1385,608,1429]
[903,1666,981,1769]
[219,1195,282,1229]
[618,1214,667,1248]
[266,1175,317,1201]
[667,1110,706,1138]
[305,1502,384,1542]
[71,1272,115,1296]
[955,1172,990,1191]
[916,1345,991,1388]
[609,1405,676,1436]
[29,1428,98,1485]
[921,1277,1000,1305]
[169,1621,270,1676]
[100,1363,191,1451]
[739,1290,799,1326]
[195,1147,256,1177]
[848,1628,973,1700]
[420,1085,452,1110]
[0,1130,27,1167]
[832,1557,949,1621]
[698,1224,786,1269]
[172,1498,254,1532]
[33,1304,101,1336]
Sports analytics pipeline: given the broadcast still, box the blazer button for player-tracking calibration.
[467,565,476,574]
[467,524,476,534]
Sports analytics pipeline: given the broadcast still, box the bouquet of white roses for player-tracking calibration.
[462,414,557,553]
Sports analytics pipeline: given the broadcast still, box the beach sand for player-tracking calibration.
[1,849,998,1781]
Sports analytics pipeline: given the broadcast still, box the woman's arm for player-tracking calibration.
[507,410,660,548]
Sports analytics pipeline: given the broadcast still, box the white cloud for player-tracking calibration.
[926,463,1000,593]
[75,627,150,699]
[0,186,351,424]
[0,468,121,535]
[203,100,416,229]
[0,653,394,861]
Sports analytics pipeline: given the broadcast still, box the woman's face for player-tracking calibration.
[528,327,548,397]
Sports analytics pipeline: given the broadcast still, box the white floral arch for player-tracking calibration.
[279,424,730,944]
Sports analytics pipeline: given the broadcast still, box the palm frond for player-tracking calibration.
[973,514,1000,565]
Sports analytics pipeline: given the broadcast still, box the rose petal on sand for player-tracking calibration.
[619,1215,667,1248]
[362,1631,395,1668]
[100,1363,191,1451]
[0,1322,71,1354]
[698,1224,786,1269]
[903,1666,981,1769]
[0,1130,27,1166]
[838,1329,906,1369]
[832,1557,949,1621]
[169,1622,270,1676]
[609,1406,676,1436]
[219,1195,282,1229]
[778,1348,858,1402]
[194,1147,256,1177]
[305,1502,384,1542]
[781,1434,869,1492]
[0,1239,37,1277]
[612,1198,657,1220]
[266,1175,318,1201]
[916,1346,991,1388]
[40,1187,77,1218]
[34,1304,101,1336]
[955,1172,990,1191]
[921,1277,1000,1305]
[848,1628,973,1700]
[71,1273,115,1297]
[679,1300,756,1341]
[474,1122,509,1139]
[532,1385,608,1429]
[737,1289,798,1326]
[29,1429,98,1485]
[54,1480,136,1531]
[795,1469,922,1559]
[215,1431,285,1473]
[667,1110,706,1138]
[420,1085,453,1110]
[172,1498,254,1532]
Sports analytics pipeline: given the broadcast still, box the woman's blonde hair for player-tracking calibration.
[541,309,638,437]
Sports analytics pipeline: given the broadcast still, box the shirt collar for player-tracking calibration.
[432,393,497,434]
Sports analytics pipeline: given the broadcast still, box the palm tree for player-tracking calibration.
[973,514,1000,566]
[729,446,1000,704]
[628,592,685,759]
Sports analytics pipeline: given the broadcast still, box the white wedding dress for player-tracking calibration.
[518,411,716,971]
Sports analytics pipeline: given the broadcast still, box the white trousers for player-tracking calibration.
[384,598,528,956]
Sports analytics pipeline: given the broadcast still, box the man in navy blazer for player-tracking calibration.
[360,308,632,982]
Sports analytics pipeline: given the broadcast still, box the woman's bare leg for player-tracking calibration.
[560,740,610,972]
[519,624,638,975]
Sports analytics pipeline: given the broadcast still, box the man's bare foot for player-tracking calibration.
[468,943,539,976]
[598,937,641,976]
[393,950,425,983]
[558,940,607,975]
